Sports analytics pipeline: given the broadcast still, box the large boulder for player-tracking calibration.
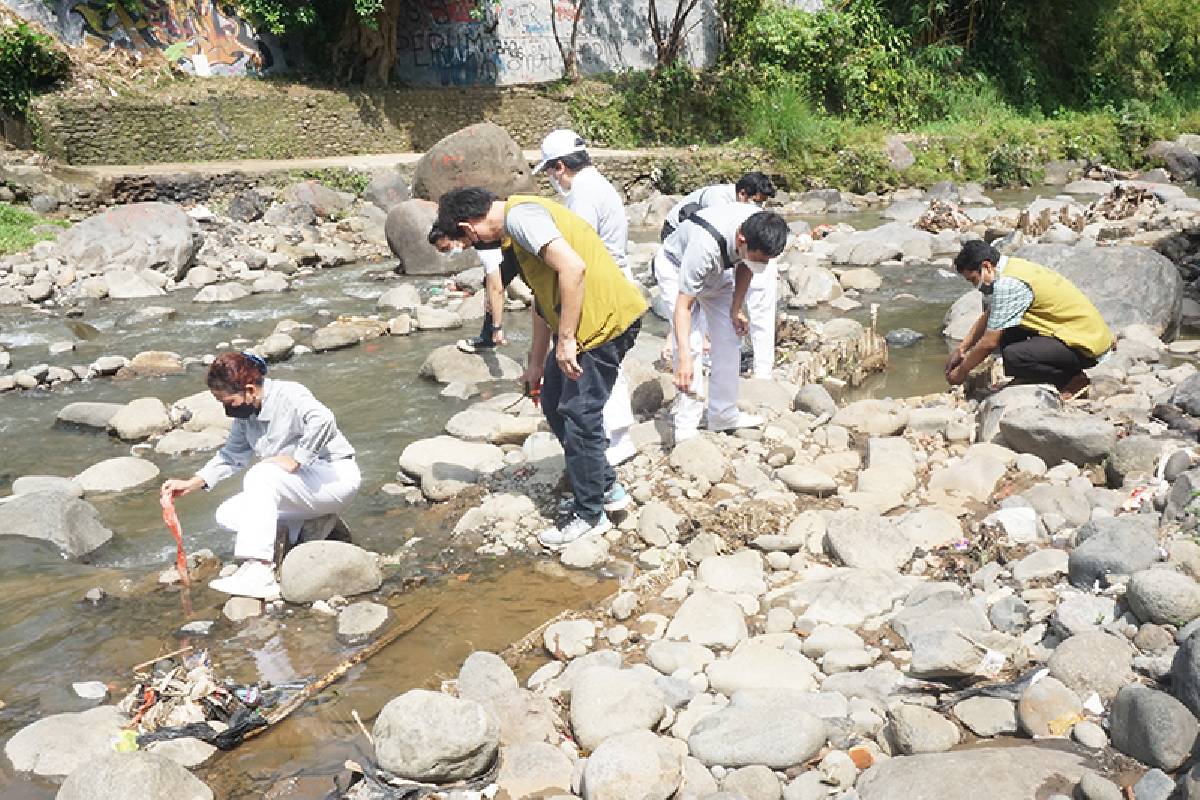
[856,745,1089,800]
[398,435,506,486]
[4,705,128,778]
[55,202,202,281]
[418,344,522,384]
[75,456,160,494]
[569,666,666,750]
[56,401,124,430]
[1067,517,1159,588]
[411,122,535,201]
[279,541,383,603]
[581,730,683,800]
[1110,684,1198,770]
[56,750,213,800]
[365,169,411,212]
[373,689,499,782]
[1014,243,1183,339]
[108,397,172,441]
[280,180,349,219]
[977,384,1061,444]
[0,491,112,557]
[385,199,480,276]
[688,691,826,769]
[998,408,1116,466]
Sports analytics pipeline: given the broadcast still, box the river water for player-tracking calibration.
[0,188,1085,797]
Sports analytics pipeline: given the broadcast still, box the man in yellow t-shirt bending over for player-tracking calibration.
[946,240,1113,399]
[431,187,647,549]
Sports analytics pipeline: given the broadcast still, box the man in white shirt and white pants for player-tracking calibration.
[660,172,781,379]
[533,129,638,465]
[655,203,790,441]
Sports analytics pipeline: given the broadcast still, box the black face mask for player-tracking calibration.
[978,281,995,296]
[223,401,257,419]
[475,240,502,251]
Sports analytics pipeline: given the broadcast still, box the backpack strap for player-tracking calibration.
[688,214,736,271]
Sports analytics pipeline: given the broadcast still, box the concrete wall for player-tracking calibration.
[394,0,719,86]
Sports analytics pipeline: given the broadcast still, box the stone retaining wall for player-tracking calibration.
[29,82,575,165]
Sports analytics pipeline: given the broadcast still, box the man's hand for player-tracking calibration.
[521,358,544,392]
[263,454,301,473]
[945,348,965,379]
[946,363,969,385]
[492,328,508,346]
[674,355,694,394]
[161,476,205,499]
[732,307,750,336]
[556,336,582,380]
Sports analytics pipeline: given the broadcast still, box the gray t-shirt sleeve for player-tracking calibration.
[505,203,562,256]
[677,234,720,296]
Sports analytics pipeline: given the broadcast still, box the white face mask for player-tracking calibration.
[548,174,567,197]
[743,259,770,275]
[445,243,465,256]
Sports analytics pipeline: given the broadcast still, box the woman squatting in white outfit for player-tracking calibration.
[160,351,361,600]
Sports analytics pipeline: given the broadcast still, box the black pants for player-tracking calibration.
[1000,327,1098,389]
[541,318,641,522]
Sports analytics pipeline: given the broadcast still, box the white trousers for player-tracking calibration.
[656,249,741,435]
[603,369,637,465]
[745,263,778,379]
[215,458,361,562]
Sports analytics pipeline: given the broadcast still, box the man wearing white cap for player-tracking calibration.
[534,129,638,465]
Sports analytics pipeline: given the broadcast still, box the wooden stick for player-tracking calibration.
[239,606,436,743]
[132,646,194,674]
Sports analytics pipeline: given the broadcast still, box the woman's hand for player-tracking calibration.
[161,476,205,499]
[262,455,301,473]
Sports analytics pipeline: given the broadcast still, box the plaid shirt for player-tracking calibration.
[983,257,1034,331]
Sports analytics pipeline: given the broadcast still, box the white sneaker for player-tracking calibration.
[707,412,764,433]
[209,560,280,600]
[538,514,612,550]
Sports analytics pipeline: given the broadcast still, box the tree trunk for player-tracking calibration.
[552,0,587,81]
[330,0,402,86]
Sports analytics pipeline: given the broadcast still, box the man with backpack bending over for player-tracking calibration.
[655,203,790,442]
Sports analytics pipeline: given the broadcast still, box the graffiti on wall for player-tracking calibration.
[395,0,718,86]
[54,0,281,75]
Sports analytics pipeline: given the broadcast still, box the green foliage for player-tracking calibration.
[291,167,370,196]
[985,141,1040,187]
[0,203,65,255]
[829,146,892,194]
[652,160,684,195]
[231,0,316,35]
[1090,0,1200,105]
[0,22,70,117]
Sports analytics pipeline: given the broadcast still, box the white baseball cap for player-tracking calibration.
[533,129,587,173]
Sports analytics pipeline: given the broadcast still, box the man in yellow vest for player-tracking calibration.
[946,240,1113,398]
[430,187,647,549]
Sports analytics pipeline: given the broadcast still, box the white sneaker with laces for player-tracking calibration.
[538,515,612,550]
[707,412,764,432]
[209,560,281,600]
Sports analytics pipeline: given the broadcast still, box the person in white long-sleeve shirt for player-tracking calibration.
[533,129,639,465]
[160,351,360,600]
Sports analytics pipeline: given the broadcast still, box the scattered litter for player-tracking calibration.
[72,681,108,700]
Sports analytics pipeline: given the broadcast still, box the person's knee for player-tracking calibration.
[243,462,285,494]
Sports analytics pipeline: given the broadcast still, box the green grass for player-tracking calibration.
[0,202,67,255]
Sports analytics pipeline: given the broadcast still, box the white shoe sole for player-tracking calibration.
[538,519,613,551]
[603,493,632,513]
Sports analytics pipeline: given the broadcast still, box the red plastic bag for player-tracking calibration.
[160,492,190,586]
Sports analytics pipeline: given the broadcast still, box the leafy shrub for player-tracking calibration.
[0,21,69,117]
[986,141,1039,187]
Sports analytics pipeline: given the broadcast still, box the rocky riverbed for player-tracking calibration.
[4,129,1200,799]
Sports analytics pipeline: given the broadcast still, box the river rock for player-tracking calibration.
[222,596,263,622]
[570,666,666,750]
[55,202,202,281]
[56,401,124,430]
[415,306,462,330]
[666,590,748,648]
[897,507,962,550]
[4,705,128,778]
[458,651,519,703]
[824,512,914,571]
[952,696,1018,737]
[373,689,499,782]
[832,399,908,436]
[310,322,363,352]
[856,746,1088,800]
[795,384,837,417]
[998,408,1116,466]
[411,122,534,201]
[75,456,160,494]
[670,435,727,484]
[638,501,682,547]
[788,568,918,627]
[978,384,1062,444]
[116,351,185,378]
[1047,631,1135,701]
[647,641,715,675]
[1017,676,1082,736]
[544,619,595,659]
[172,391,230,433]
[419,344,522,384]
[1126,569,1200,626]
[104,269,165,299]
[1110,684,1198,770]
[143,737,217,768]
[256,333,295,362]
[688,691,827,768]
[281,180,347,218]
[1068,520,1160,588]
[777,464,837,496]
[336,601,390,645]
[279,541,383,603]
[11,475,83,497]
[385,199,479,276]
[496,741,572,799]
[696,550,766,595]
[560,534,610,568]
[788,266,843,306]
[706,644,820,694]
[581,729,683,800]
[888,703,960,754]
[0,490,113,557]
[108,397,172,441]
[1105,435,1170,487]
[398,434,505,486]
[377,284,421,312]
[55,750,213,800]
